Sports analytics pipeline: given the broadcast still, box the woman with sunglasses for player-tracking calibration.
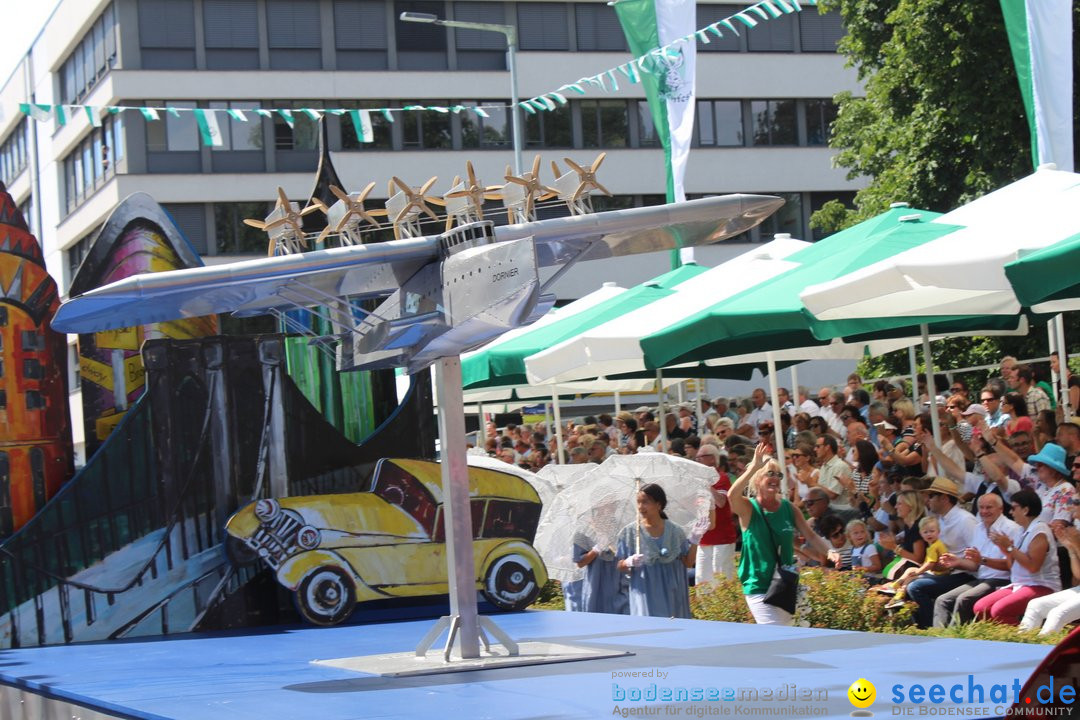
[876,490,929,580]
[787,443,817,508]
[729,443,829,625]
[1002,393,1032,438]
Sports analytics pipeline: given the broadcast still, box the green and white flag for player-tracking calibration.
[613,0,697,203]
[1000,0,1073,171]
[349,109,374,143]
[193,108,224,147]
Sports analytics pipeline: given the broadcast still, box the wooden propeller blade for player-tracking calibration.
[444,189,473,199]
[388,179,397,197]
[593,181,613,196]
[563,157,585,174]
[243,218,267,229]
[316,225,333,245]
[391,176,412,195]
[300,203,323,216]
[550,161,561,180]
[505,175,530,186]
[421,202,440,221]
[329,185,351,203]
[530,154,542,177]
[419,176,438,196]
[276,187,290,209]
[357,181,376,202]
[591,151,607,172]
[466,160,479,188]
[263,217,289,231]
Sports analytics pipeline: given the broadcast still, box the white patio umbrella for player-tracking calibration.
[532,449,715,582]
[523,236,810,385]
[800,166,1080,423]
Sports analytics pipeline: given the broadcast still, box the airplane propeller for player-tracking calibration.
[563,152,612,202]
[315,182,388,245]
[503,155,558,221]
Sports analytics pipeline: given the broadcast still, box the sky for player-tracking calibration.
[1,2,60,90]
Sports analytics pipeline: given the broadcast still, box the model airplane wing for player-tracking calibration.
[53,195,782,371]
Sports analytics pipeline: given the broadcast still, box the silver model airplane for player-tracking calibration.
[52,195,783,373]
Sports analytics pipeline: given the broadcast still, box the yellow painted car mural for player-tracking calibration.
[225,458,548,625]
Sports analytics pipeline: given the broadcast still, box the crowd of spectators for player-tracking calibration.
[477,357,1080,632]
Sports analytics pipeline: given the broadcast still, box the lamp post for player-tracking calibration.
[399,11,523,176]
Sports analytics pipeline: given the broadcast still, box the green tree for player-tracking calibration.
[812,0,1080,380]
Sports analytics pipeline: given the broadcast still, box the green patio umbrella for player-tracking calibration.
[1004,230,1080,313]
[462,262,708,391]
[639,207,1022,369]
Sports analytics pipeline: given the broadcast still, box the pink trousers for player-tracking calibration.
[973,584,1054,625]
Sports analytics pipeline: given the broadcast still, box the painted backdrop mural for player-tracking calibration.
[68,194,218,458]
[0,183,74,538]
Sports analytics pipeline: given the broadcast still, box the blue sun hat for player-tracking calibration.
[1027,442,1070,477]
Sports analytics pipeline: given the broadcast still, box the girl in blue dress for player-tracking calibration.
[616,483,702,618]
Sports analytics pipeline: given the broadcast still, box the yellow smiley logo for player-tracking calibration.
[847,678,876,709]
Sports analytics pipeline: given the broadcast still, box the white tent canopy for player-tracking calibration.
[800,166,1080,320]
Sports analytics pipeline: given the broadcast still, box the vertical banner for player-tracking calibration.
[349,109,374,143]
[1000,0,1074,171]
[614,0,696,267]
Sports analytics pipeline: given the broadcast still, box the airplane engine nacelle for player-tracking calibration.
[411,237,541,370]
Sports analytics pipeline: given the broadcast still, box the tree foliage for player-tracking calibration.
[812,0,1080,380]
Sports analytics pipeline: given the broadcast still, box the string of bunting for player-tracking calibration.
[17,0,814,146]
[520,0,818,113]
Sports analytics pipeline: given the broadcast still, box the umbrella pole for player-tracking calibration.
[790,366,798,414]
[544,401,551,442]
[635,478,641,555]
[766,353,787,495]
[477,400,485,448]
[614,391,621,415]
[908,345,919,405]
[1054,315,1071,420]
[552,386,565,465]
[657,369,669,452]
[696,379,705,437]
[922,325,944,450]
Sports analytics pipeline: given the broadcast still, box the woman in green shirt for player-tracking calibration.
[729,443,828,625]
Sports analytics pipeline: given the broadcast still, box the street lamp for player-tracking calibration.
[399,11,523,176]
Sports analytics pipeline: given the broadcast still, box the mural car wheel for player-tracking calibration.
[296,567,356,626]
[483,554,539,610]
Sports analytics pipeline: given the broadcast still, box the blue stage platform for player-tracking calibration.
[0,611,1053,720]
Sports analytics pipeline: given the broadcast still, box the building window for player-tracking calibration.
[402,101,452,149]
[750,100,797,145]
[806,99,838,146]
[453,2,507,70]
[758,191,803,240]
[0,306,6,326]
[267,0,323,70]
[162,203,210,255]
[696,100,743,146]
[25,391,46,411]
[809,191,856,240]
[18,196,35,239]
[695,5,742,52]
[334,0,389,70]
[636,101,660,148]
[0,391,5,410]
[21,331,45,352]
[746,11,796,52]
[60,4,118,103]
[518,3,568,51]
[23,359,44,380]
[0,119,29,187]
[524,104,572,148]
[581,100,629,148]
[204,0,260,69]
[800,10,846,52]
[61,116,123,214]
[575,3,628,51]
[66,232,96,286]
[338,101,393,149]
[461,101,510,148]
[138,0,196,69]
[208,102,266,173]
[395,1,448,70]
[215,202,273,254]
[69,344,81,392]
[273,102,321,152]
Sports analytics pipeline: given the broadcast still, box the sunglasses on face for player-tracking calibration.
[829,530,845,539]
[805,498,825,504]
[1073,464,1080,471]
[764,471,784,479]
[981,397,996,402]
[950,387,964,393]
[790,453,805,458]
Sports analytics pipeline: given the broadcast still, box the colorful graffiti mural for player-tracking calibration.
[0,183,74,538]
[68,194,218,458]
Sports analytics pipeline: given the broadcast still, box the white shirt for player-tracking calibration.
[970,514,1021,581]
[741,403,773,440]
[927,439,965,478]
[799,399,821,418]
[819,406,847,439]
[818,455,853,510]
[934,503,978,554]
[1010,521,1061,591]
[961,471,1020,502]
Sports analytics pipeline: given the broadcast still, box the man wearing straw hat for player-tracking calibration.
[905,477,977,628]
